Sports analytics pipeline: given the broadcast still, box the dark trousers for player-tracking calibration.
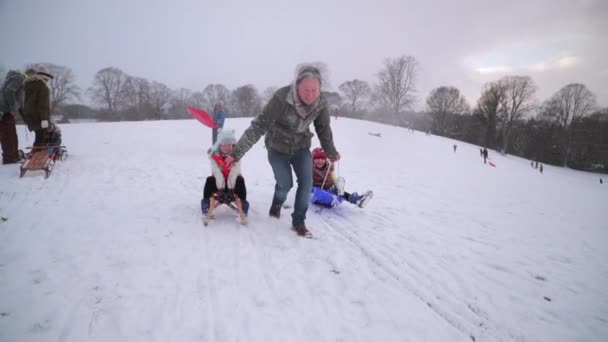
[0,113,19,163]
[203,175,247,201]
[212,128,219,145]
[33,129,49,146]
[267,148,312,226]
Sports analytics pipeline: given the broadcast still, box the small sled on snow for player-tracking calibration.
[311,187,345,208]
[19,145,68,178]
[203,190,247,226]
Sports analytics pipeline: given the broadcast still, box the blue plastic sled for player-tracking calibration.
[311,187,344,208]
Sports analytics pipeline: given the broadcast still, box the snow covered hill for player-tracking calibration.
[1,118,606,342]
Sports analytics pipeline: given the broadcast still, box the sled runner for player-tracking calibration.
[203,189,247,226]
[19,145,68,178]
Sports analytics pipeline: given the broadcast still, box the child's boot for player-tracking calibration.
[201,198,210,214]
[335,176,345,196]
[241,200,249,216]
[356,190,373,208]
[349,192,361,205]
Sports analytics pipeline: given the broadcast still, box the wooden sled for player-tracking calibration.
[19,146,67,178]
[203,190,247,226]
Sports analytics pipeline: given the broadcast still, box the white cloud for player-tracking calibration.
[475,65,514,74]
[527,56,580,71]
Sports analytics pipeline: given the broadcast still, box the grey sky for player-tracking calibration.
[1,0,607,109]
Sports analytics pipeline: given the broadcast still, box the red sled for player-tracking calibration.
[188,106,218,128]
[488,161,496,167]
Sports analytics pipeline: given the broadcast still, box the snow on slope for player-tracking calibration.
[0,118,606,342]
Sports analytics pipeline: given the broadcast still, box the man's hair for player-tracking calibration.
[296,65,322,85]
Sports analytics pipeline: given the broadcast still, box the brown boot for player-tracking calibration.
[269,204,281,218]
[292,224,313,238]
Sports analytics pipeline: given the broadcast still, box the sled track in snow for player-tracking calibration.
[314,211,501,342]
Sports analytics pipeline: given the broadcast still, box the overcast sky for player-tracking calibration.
[1,0,607,109]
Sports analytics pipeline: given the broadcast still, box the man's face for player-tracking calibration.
[297,78,320,105]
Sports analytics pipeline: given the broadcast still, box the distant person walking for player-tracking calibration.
[539,164,544,174]
[453,144,457,153]
[482,148,488,164]
[600,178,603,184]
[211,102,226,145]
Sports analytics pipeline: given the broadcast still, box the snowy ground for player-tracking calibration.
[1,118,606,342]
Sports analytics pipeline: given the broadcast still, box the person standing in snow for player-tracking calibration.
[482,148,489,164]
[0,68,35,164]
[201,129,249,216]
[311,147,371,208]
[22,64,53,146]
[212,102,226,145]
[224,64,340,238]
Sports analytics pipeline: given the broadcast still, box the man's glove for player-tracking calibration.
[329,152,341,162]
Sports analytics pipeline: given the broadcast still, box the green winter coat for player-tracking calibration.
[231,86,338,160]
[22,75,50,131]
[0,70,26,115]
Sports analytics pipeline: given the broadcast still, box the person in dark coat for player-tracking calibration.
[224,65,340,237]
[22,64,53,146]
[0,68,35,164]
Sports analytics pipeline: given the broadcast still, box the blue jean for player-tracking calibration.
[267,148,312,226]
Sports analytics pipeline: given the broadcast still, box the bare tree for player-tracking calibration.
[426,86,470,136]
[232,84,262,117]
[88,67,129,114]
[262,86,278,107]
[540,83,597,166]
[123,76,152,119]
[338,79,371,114]
[201,84,232,112]
[475,81,506,149]
[149,81,172,119]
[44,64,81,114]
[168,88,193,119]
[376,55,419,118]
[497,75,537,153]
[0,64,6,84]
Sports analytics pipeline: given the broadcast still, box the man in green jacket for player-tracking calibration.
[226,65,340,237]
[23,65,54,146]
[0,68,34,164]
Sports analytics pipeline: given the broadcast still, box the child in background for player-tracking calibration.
[311,147,372,208]
[201,130,249,215]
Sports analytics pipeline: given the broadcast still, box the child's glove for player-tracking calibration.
[41,120,49,129]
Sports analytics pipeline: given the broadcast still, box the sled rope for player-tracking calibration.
[321,159,333,189]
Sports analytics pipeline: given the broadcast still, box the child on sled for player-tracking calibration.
[201,130,249,217]
[311,147,372,208]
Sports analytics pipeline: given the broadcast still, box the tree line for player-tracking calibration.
[1,56,606,173]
